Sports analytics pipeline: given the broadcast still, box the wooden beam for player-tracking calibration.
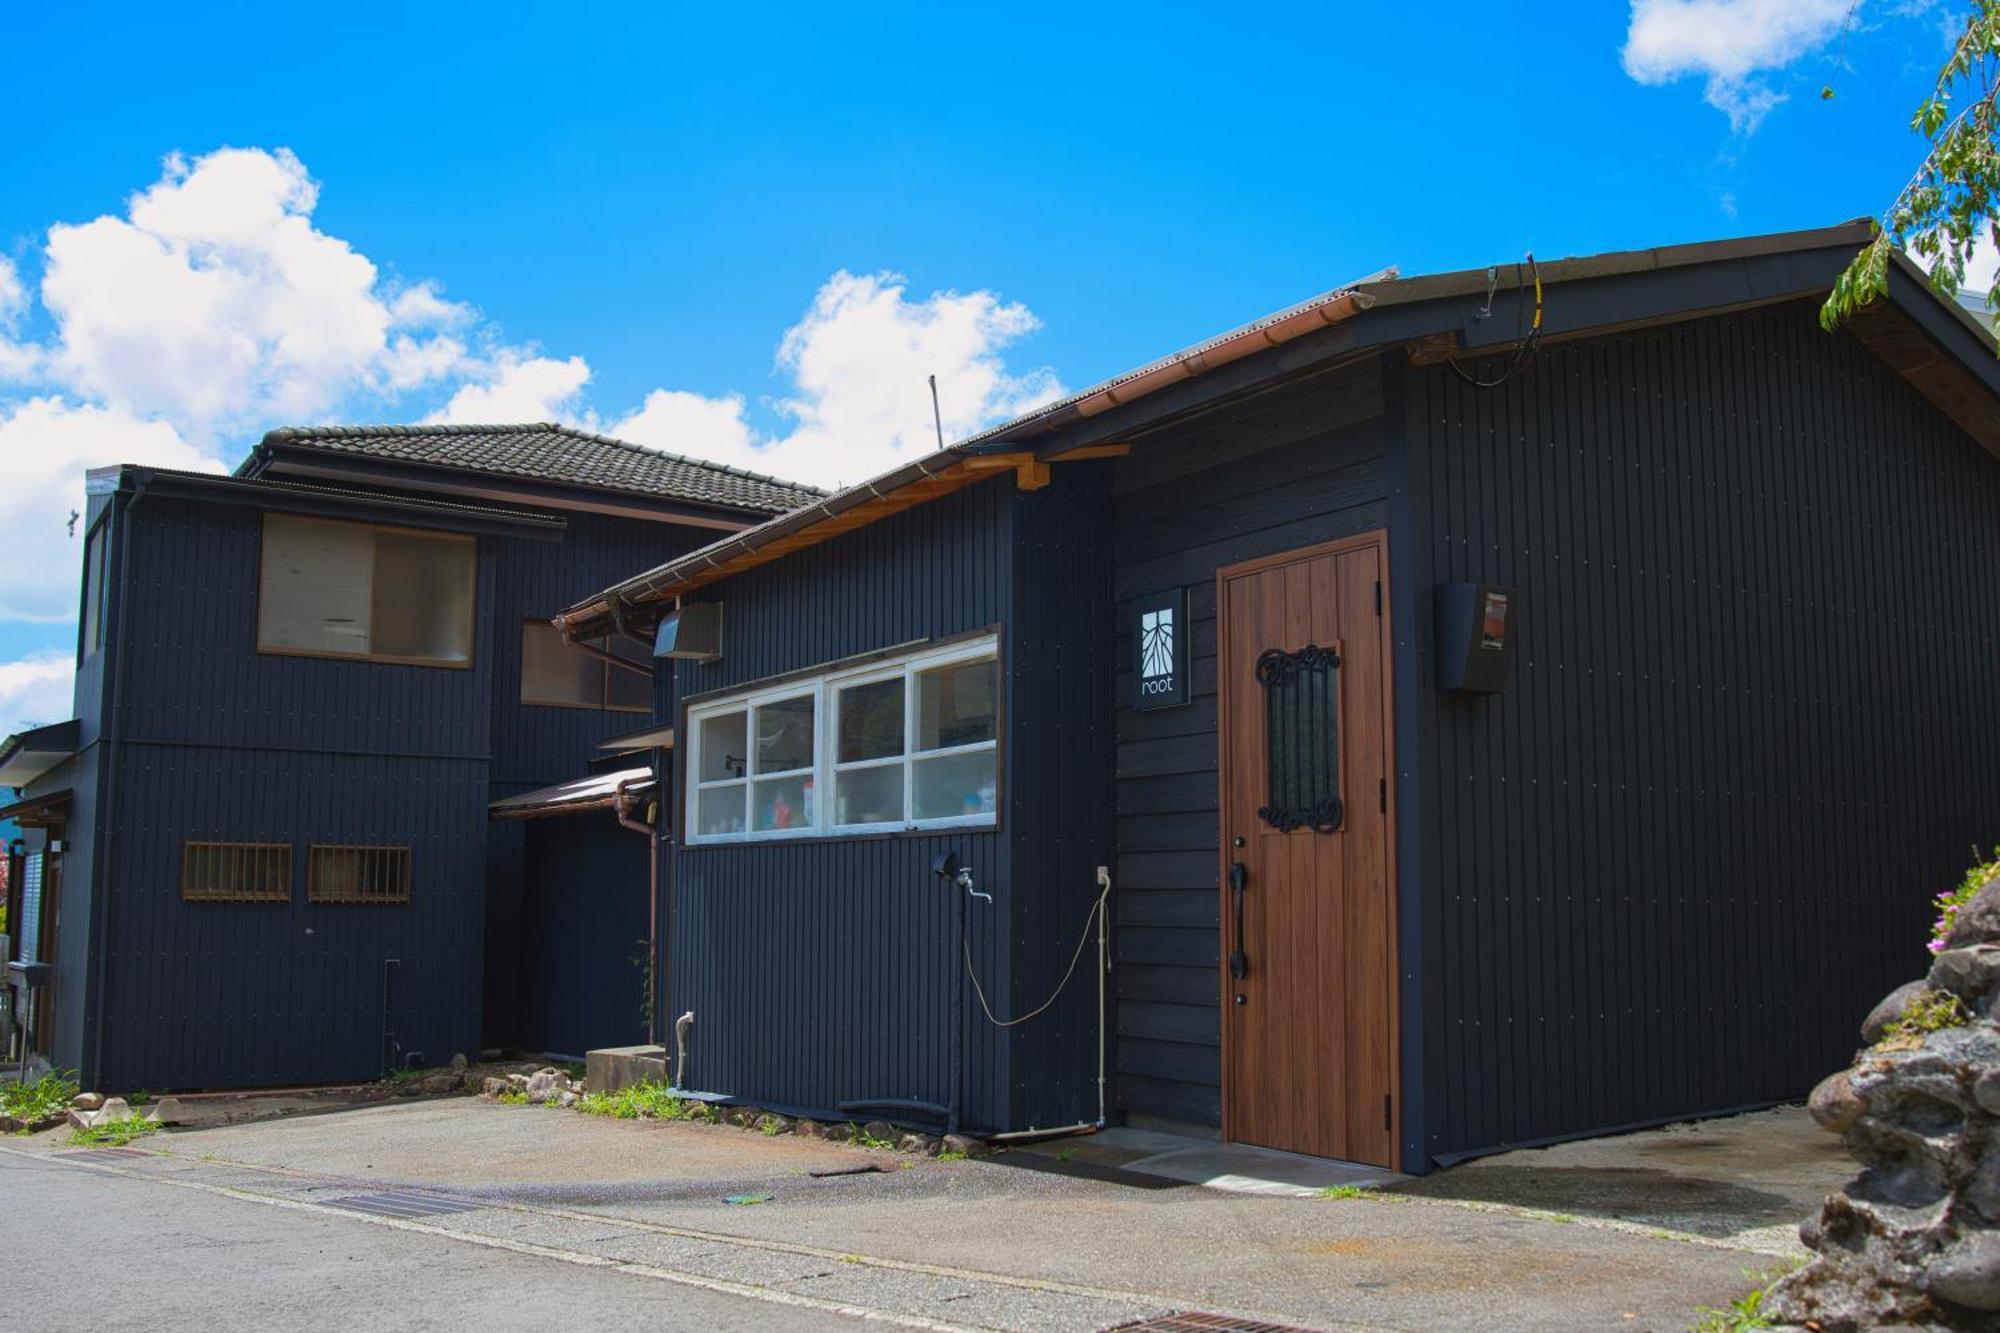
[1014,458,1051,490]
[1043,442,1132,461]
[961,451,1036,472]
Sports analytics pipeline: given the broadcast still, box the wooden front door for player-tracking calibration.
[1218,531,1397,1166]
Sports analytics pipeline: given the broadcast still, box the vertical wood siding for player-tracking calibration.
[666,473,1116,1130]
[1409,299,2000,1161]
[517,812,651,1059]
[1108,360,1389,1127]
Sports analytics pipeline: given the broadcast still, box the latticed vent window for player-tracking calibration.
[309,845,412,904]
[182,842,292,903]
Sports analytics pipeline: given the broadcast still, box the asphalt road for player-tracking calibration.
[1,1148,855,1333]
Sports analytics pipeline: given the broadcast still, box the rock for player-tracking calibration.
[1946,874,2000,950]
[1863,980,1932,1044]
[65,1107,99,1129]
[481,1076,511,1097]
[146,1096,187,1126]
[862,1119,896,1144]
[448,1052,469,1073]
[1932,1232,2000,1311]
[898,1133,941,1156]
[524,1069,567,1104]
[1931,946,2000,1005]
[507,1072,531,1088]
[1809,1070,1868,1134]
[397,1080,423,1097]
[419,1073,459,1095]
[557,1090,579,1108]
[755,1113,794,1135]
[724,1106,760,1128]
[819,1122,854,1143]
[96,1097,131,1121]
[792,1118,823,1138]
[939,1134,985,1157]
[71,1091,103,1111]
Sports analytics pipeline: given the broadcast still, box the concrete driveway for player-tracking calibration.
[2,1099,1840,1331]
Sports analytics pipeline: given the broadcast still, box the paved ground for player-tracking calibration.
[1,1099,1842,1331]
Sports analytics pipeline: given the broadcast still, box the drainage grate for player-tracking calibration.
[56,1147,153,1163]
[323,1191,484,1219]
[1111,1316,1318,1333]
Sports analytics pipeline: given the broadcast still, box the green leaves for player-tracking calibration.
[1825,1,2000,345]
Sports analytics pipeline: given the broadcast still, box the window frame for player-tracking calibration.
[683,635,1001,846]
[181,841,293,904]
[254,513,479,670]
[307,844,413,904]
[518,619,652,713]
[79,517,109,662]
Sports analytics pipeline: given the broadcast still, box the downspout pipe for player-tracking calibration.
[612,775,659,1046]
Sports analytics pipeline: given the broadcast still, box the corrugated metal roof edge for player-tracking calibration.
[96,464,569,532]
[559,219,1925,631]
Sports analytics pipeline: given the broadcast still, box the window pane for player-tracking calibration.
[259,515,375,655]
[696,784,746,836]
[82,526,106,657]
[755,694,815,773]
[698,712,748,782]
[912,749,997,820]
[837,678,904,762]
[835,764,903,825]
[520,622,600,706]
[752,775,815,831]
[916,658,997,752]
[605,654,652,712]
[372,531,475,663]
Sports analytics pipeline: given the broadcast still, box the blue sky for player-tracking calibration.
[0,1,1972,726]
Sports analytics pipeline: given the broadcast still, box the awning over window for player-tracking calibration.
[488,767,655,821]
[0,789,71,828]
[596,723,675,754]
[0,720,80,788]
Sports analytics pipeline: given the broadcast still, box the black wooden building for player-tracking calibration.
[0,425,818,1091]
[561,221,2000,1173]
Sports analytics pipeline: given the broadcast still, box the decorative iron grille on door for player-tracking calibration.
[1255,644,1343,833]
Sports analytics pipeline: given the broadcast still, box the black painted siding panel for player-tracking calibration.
[667,480,1018,1128]
[517,813,650,1059]
[1410,299,2000,1162]
[1108,361,1390,1127]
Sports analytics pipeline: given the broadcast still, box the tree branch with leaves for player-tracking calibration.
[1824,1,2000,333]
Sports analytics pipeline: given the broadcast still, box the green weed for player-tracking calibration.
[494,1089,528,1106]
[1316,1184,1369,1200]
[70,1114,158,1148]
[1691,1287,1774,1332]
[1880,988,1973,1048]
[937,1150,970,1162]
[0,1070,78,1124]
[572,1080,695,1121]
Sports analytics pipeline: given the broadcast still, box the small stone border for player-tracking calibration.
[474,1070,986,1159]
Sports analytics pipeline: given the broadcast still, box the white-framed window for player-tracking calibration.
[684,637,1000,844]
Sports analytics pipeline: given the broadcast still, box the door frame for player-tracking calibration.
[1214,528,1400,1157]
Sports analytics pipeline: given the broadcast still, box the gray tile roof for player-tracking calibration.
[256,422,824,516]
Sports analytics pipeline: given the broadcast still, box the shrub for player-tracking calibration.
[1930,848,2000,953]
[1,1070,79,1125]
[572,1079,694,1121]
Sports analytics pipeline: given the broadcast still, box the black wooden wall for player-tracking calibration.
[663,471,1114,1132]
[1107,358,1389,1130]
[482,510,706,1050]
[516,811,650,1059]
[1403,299,2000,1163]
[92,495,495,1088]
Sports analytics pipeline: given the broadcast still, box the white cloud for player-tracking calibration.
[611,270,1063,489]
[427,352,592,425]
[0,257,37,381]
[0,649,75,735]
[0,396,225,622]
[36,147,470,431]
[1622,0,1853,131]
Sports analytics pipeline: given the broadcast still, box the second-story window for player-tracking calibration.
[257,514,476,667]
[520,621,651,712]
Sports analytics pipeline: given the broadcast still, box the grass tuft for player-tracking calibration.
[1,1070,79,1125]
[572,1080,699,1122]
[1316,1184,1370,1200]
[70,1114,158,1148]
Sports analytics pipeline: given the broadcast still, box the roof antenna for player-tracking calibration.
[928,374,945,449]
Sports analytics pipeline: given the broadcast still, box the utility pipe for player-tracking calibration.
[984,865,1112,1144]
[612,775,659,1045]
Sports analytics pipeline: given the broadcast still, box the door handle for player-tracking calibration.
[1228,861,1249,980]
